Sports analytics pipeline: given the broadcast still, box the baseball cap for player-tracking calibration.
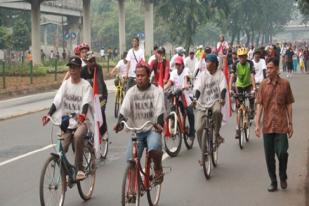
[206,54,219,63]
[66,56,82,67]
[86,51,95,61]
[174,56,184,65]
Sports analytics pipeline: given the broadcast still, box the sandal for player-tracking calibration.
[76,170,86,181]
[154,169,164,184]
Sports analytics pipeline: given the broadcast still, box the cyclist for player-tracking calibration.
[114,61,165,183]
[170,47,185,71]
[125,36,145,91]
[79,43,90,67]
[184,49,198,79]
[164,56,195,140]
[82,51,108,137]
[149,46,170,88]
[110,51,128,86]
[216,34,229,70]
[42,56,93,181]
[193,54,227,149]
[229,47,256,139]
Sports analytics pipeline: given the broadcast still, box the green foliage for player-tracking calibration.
[11,19,31,50]
[0,27,10,49]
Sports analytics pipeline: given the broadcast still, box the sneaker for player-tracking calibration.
[76,170,86,181]
[235,129,240,139]
[127,193,136,203]
[216,135,224,145]
[154,168,164,184]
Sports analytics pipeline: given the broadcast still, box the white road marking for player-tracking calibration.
[0,144,55,167]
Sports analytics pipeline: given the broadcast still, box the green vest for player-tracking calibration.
[236,62,252,88]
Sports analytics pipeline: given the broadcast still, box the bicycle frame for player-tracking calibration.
[168,93,186,136]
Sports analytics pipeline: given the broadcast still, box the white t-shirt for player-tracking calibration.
[169,67,192,106]
[100,49,105,57]
[216,41,229,56]
[52,78,94,130]
[193,69,227,108]
[120,84,165,132]
[195,58,207,79]
[184,56,198,77]
[126,47,145,78]
[253,58,266,84]
[115,59,127,78]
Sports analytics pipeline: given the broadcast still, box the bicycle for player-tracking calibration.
[233,91,252,149]
[39,116,96,206]
[164,88,194,157]
[195,101,219,180]
[120,121,163,206]
[114,76,125,118]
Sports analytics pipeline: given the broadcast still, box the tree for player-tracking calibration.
[297,0,309,22]
[0,27,10,49]
[11,19,31,50]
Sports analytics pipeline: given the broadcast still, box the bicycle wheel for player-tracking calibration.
[210,127,218,168]
[183,115,194,150]
[100,132,109,160]
[77,144,96,201]
[244,113,250,142]
[122,163,140,206]
[147,159,162,206]
[239,113,245,150]
[114,90,120,118]
[164,114,182,157]
[201,132,211,179]
[39,155,66,206]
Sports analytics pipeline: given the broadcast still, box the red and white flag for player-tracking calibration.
[93,67,103,157]
[222,57,232,124]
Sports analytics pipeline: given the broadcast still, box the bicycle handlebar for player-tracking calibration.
[120,120,154,132]
[47,116,61,126]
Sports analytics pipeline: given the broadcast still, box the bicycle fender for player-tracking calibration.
[50,152,61,159]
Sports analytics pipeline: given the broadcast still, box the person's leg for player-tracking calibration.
[186,105,195,139]
[195,110,206,149]
[235,87,242,139]
[212,101,223,144]
[73,123,87,172]
[100,107,107,137]
[263,134,278,188]
[274,133,289,188]
[62,132,73,153]
[147,130,163,183]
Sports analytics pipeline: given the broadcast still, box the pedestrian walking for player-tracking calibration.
[255,57,295,192]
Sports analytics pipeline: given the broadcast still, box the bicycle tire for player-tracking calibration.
[146,159,162,206]
[164,114,182,157]
[239,112,245,150]
[210,127,218,167]
[39,155,66,206]
[77,144,96,201]
[202,131,211,179]
[183,115,194,150]
[245,113,250,142]
[100,132,109,160]
[121,163,140,206]
[114,90,120,118]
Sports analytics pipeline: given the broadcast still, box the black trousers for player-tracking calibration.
[263,133,289,184]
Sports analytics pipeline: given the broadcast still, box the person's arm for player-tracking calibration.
[164,80,173,90]
[163,60,170,84]
[255,103,263,138]
[287,103,293,138]
[250,61,256,91]
[63,71,70,81]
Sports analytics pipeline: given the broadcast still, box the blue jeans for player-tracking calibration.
[126,130,162,160]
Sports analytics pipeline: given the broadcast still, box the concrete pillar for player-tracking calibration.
[118,0,126,57]
[43,26,47,46]
[30,0,41,65]
[82,0,91,45]
[144,0,154,56]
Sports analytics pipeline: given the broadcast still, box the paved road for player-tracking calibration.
[0,74,308,206]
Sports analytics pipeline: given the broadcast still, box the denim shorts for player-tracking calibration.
[126,130,162,161]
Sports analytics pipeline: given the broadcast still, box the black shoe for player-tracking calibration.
[280,179,288,189]
[267,183,278,192]
[235,129,240,139]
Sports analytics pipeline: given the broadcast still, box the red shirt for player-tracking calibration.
[150,59,170,88]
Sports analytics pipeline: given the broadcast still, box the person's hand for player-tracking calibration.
[78,113,86,123]
[220,99,225,106]
[288,124,293,138]
[192,98,197,109]
[154,124,163,134]
[114,122,124,133]
[255,125,261,138]
[42,115,50,126]
[124,74,128,80]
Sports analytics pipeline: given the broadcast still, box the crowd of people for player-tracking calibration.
[41,34,296,199]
